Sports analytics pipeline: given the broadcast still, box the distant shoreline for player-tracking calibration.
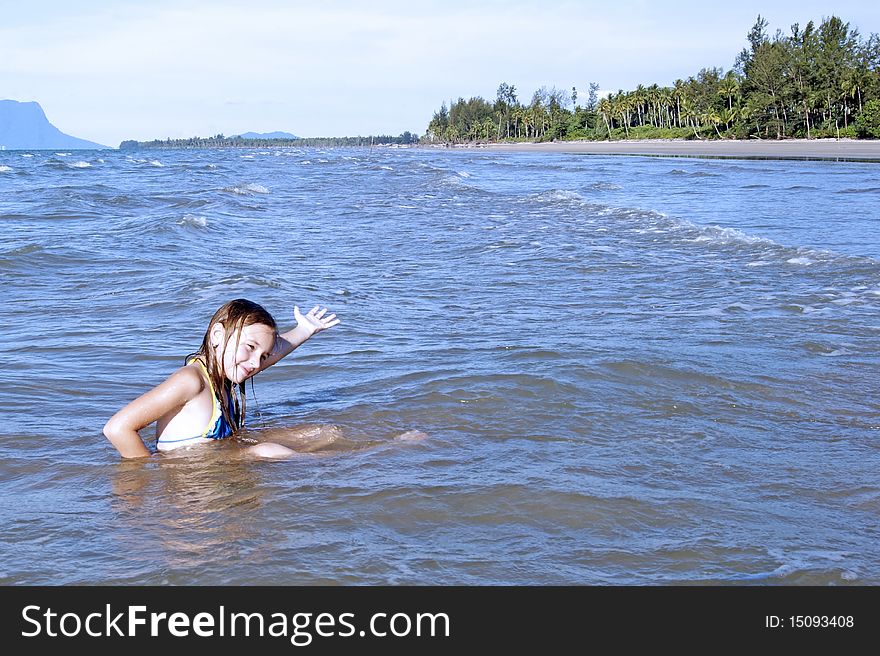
[431,138,880,162]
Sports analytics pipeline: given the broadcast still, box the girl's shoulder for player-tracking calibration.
[162,362,208,399]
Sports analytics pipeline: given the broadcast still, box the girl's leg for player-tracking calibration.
[246,441,297,458]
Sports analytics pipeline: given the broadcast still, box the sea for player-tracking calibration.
[1,146,878,585]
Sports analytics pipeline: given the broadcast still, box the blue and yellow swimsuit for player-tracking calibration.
[156,359,241,452]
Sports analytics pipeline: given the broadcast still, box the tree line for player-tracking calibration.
[425,15,880,143]
[119,132,421,150]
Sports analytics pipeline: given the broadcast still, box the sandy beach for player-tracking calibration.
[457,139,880,161]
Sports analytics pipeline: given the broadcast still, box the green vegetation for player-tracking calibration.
[425,15,880,143]
[119,132,420,150]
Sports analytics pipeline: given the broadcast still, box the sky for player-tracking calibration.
[2,0,879,147]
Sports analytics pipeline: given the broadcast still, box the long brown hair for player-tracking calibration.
[188,299,278,431]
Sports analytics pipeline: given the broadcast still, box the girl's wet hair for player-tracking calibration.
[189,299,278,431]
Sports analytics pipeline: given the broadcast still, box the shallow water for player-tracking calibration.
[1,147,878,584]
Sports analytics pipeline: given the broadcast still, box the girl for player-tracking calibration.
[104,298,339,459]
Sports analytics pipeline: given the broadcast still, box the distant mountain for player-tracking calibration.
[234,131,299,140]
[0,100,109,150]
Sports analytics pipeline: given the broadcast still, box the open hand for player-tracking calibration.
[294,305,340,338]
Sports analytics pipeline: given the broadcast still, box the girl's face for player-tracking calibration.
[213,322,276,384]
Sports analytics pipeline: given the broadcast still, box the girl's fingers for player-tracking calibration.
[302,306,337,326]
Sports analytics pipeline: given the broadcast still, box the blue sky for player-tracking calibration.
[2,0,878,146]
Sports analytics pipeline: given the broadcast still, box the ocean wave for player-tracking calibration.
[579,199,880,271]
[127,157,164,167]
[176,214,208,229]
[838,187,880,194]
[685,224,775,247]
[69,161,91,169]
[524,189,592,205]
[668,169,720,177]
[587,182,623,191]
[0,166,12,173]
[185,274,283,299]
[4,243,44,257]
[520,191,847,271]
[223,183,270,195]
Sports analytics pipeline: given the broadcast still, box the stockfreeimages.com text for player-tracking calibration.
[21,604,450,646]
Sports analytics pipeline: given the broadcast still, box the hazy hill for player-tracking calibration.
[0,100,109,149]
[234,131,299,139]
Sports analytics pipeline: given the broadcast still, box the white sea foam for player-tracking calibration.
[0,165,12,173]
[177,215,207,228]
[69,161,91,168]
[684,224,774,247]
[537,189,588,204]
[127,157,163,166]
[225,183,270,195]
[592,202,860,270]
[20,153,34,158]
[588,182,623,190]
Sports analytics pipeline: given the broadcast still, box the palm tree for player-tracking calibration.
[704,109,724,138]
[598,96,613,140]
[647,84,661,127]
[719,106,739,134]
[612,92,630,138]
[718,72,740,111]
[659,87,673,128]
[681,99,701,139]
[633,84,646,126]
[673,79,685,128]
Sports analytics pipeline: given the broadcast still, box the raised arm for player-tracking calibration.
[260,305,339,371]
[103,366,203,458]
